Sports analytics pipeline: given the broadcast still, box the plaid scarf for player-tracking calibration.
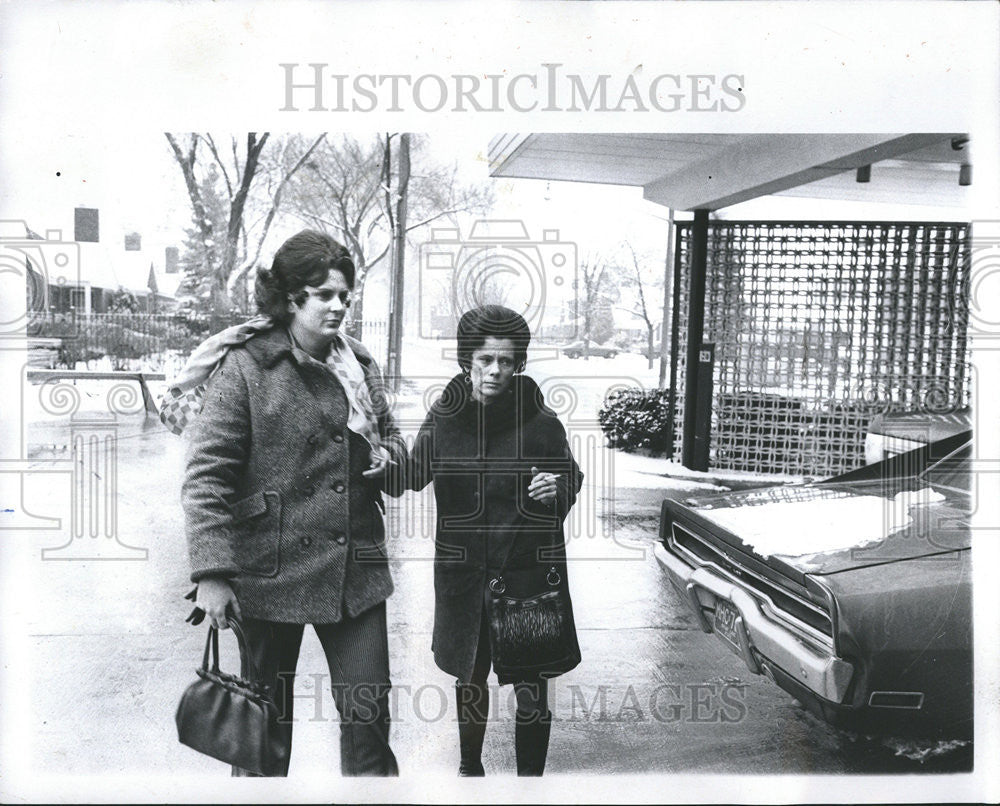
[159,317,382,460]
[289,330,386,462]
[158,315,272,435]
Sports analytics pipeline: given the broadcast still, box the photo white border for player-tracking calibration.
[1,1,997,803]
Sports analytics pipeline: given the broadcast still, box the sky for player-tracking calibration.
[0,129,675,316]
[2,127,972,331]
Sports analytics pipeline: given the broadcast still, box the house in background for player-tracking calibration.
[11,207,182,315]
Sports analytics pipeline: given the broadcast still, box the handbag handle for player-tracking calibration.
[200,617,262,684]
[489,467,566,594]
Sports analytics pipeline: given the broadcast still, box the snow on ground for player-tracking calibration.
[698,488,947,559]
[625,453,805,485]
[25,338,795,495]
[609,451,728,490]
[397,340,739,492]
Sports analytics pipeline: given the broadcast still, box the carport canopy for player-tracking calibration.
[488,133,973,472]
[488,133,971,211]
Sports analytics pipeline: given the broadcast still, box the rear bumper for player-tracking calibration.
[654,543,853,704]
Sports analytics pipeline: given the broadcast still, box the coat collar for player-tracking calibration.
[432,373,552,434]
[243,326,375,370]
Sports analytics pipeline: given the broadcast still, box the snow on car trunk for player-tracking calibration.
[693,487,947,563]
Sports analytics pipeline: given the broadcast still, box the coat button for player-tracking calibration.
[332,432,344,443]
[334,532,346,545]
[307,434,318,445]
[333,482,345,493]
[301,536,312,547]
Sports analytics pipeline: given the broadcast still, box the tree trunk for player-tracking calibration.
[210,275,232,333]
[345,270,367,340]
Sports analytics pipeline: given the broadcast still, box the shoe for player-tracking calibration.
[456,683,488,776]
[514,710,551,776]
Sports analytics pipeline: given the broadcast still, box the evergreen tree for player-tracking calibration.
[175,166,229,312]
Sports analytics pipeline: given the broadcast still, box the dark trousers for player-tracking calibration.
[233,601,398,777]
[467,607,548,717]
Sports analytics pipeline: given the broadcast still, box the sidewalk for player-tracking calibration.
[3,388,862,802]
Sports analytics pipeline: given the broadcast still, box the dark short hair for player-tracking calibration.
[456,305,531,372]
[254,230,355,324]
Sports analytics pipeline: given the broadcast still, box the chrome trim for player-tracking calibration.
[670,523,834,648]
[655,543,854,703]
[685,583,712,632]
[868,691,925,710]
[734,613,761,674]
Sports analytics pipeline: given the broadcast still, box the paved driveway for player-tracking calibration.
[0,375,972,802]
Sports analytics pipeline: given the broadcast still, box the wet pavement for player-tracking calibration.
[0,381,974,800]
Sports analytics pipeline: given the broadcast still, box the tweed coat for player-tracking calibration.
[388,374,583,683]
[182,327,405,623]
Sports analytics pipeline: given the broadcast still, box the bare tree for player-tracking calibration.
[165,132,325,323]
[229,134,328,310]
[441,262,514,320]
[473,272,512,308]
[620,241,664,369]
[283,133,493,338]
[576,252,619,359]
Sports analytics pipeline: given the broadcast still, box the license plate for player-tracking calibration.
[713,598,742,653]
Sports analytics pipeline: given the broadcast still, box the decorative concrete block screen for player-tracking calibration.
[668,221,971,476]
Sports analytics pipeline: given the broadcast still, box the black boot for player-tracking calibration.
[456,683,488,776]
[515,710,551,776]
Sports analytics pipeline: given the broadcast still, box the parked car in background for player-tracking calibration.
[655,430,972,738]
[865,407,972,464]
[561,340,618,359]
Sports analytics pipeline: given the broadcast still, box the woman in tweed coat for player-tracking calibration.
[183,230,404,776]
[390,305,583,776]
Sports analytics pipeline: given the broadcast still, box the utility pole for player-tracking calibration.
[386,133,410,392]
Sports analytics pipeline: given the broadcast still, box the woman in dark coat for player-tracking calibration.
[182,230,404,776]
[392,305,583,776]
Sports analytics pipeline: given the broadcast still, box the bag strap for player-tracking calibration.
[201,625,217,672]
[491,470,562,587]
[487,490,560,594]
[200,617,262,683]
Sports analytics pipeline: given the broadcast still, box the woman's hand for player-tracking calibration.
[196,577,241,630]
[362,446,397,480]
[528,466,560,504]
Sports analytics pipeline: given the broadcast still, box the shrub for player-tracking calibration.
[598,387,672,451]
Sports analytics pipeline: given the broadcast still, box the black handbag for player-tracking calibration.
[485,543,582,678]
[175,618,291,776]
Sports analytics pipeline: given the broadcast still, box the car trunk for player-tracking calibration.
[670,480,971,578]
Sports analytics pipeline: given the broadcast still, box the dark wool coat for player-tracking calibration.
[388,374,583,683]
[182,327,405,624]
